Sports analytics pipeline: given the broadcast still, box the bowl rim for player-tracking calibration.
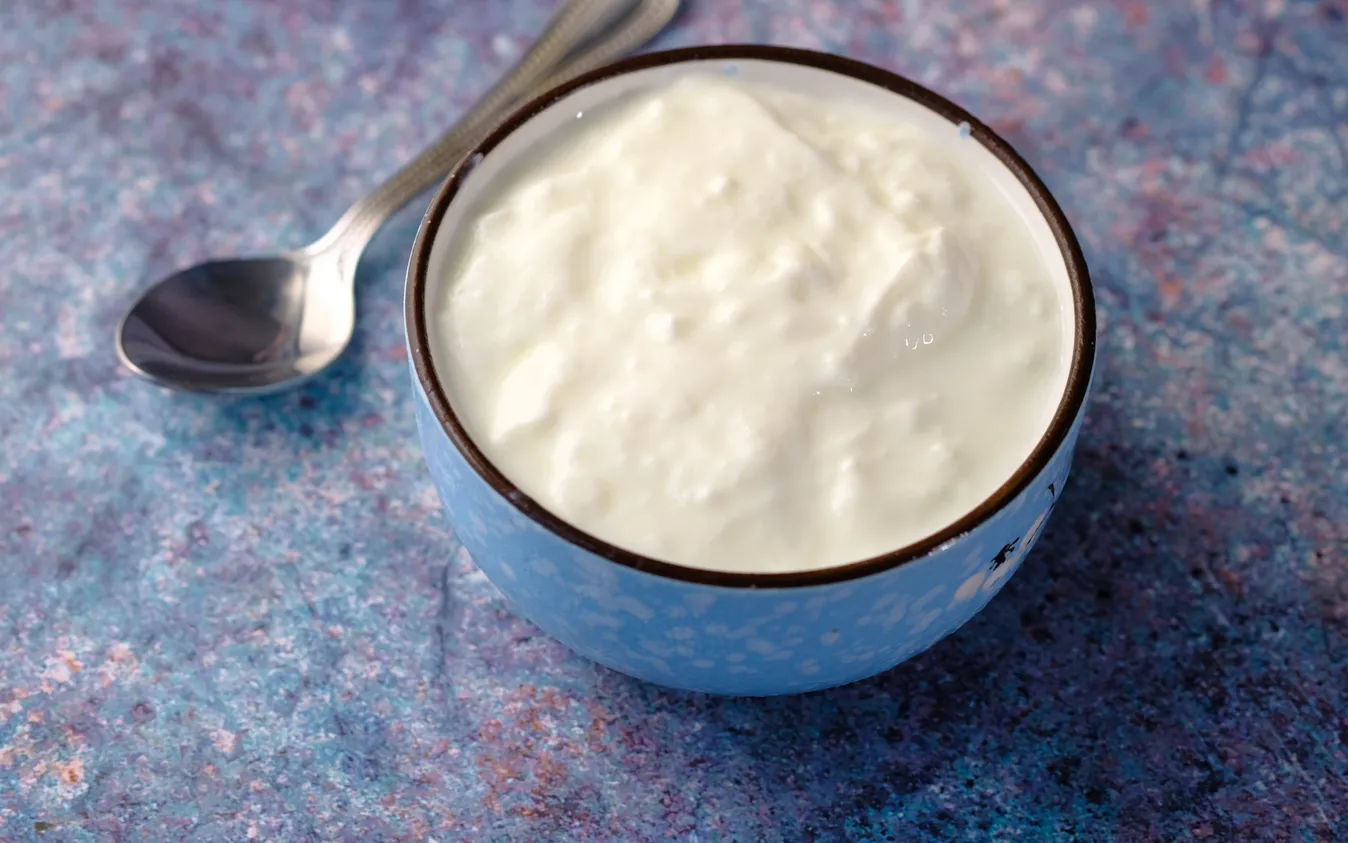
[406,44,1096,589]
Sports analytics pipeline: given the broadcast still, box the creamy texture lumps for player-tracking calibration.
[434,75,1068,573]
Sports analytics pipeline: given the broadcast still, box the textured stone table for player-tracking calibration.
[2,0,1346,840]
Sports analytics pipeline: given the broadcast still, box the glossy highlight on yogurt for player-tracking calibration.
[433,75,1069,573]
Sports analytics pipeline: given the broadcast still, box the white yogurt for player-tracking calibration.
[433,75,1069,573]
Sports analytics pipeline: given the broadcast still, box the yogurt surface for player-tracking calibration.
[432,75,1069,573]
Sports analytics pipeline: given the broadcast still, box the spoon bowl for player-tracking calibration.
[116,252,353,394]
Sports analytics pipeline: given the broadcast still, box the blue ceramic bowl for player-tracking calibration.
[405,46,1096,696]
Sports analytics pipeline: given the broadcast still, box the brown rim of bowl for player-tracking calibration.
[406,44,1096,589]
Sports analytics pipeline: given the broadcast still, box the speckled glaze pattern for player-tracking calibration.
[2,0,1346,840]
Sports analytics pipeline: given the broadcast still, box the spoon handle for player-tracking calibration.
[309,0,678,261]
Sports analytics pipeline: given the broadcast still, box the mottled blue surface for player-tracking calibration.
[1,0,1345,840]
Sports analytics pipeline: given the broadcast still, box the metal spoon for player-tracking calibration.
[116,0,678,395]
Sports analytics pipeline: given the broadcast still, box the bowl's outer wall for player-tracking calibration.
[410,371,1084,696]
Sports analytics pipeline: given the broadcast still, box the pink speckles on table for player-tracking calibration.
[2,0,1347,840]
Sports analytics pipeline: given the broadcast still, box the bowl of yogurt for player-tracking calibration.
[405,45,1096,695]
